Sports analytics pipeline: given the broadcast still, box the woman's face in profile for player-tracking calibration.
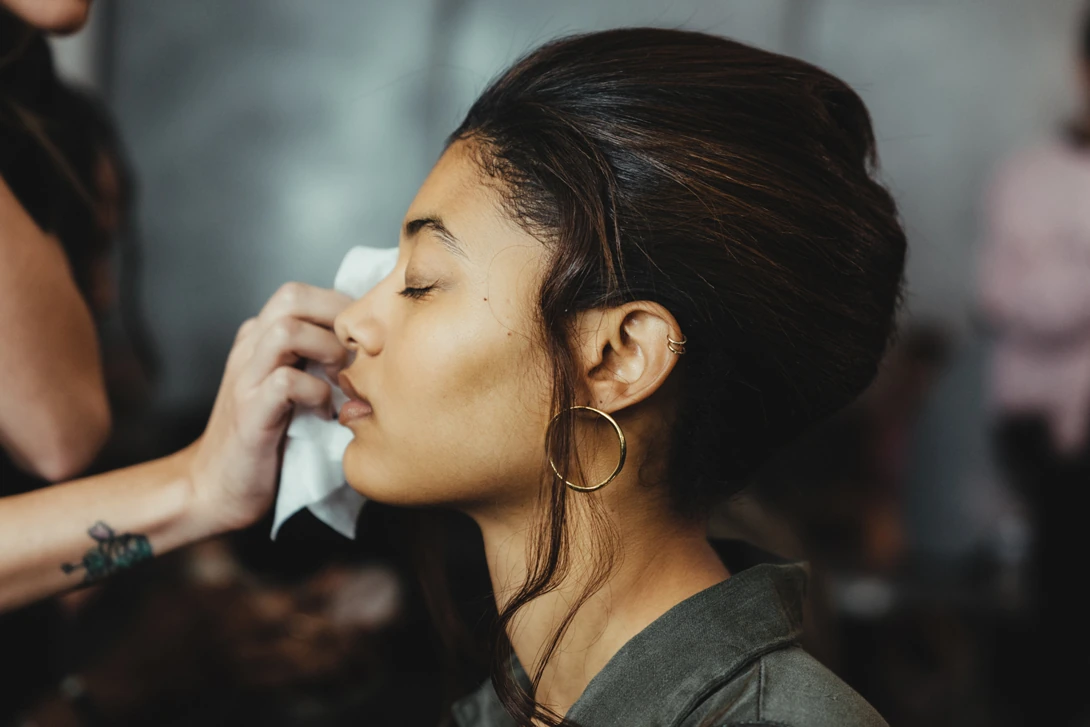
[334,140,556,512]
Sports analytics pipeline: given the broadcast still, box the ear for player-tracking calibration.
[572,301,684,414]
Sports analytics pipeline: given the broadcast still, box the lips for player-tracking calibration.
[337,372,373,425]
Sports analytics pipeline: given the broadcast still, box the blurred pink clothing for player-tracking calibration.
[978,140,1090,454]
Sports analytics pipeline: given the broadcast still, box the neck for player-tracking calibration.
[469,489,730,719]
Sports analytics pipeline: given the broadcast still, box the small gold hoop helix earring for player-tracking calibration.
[544,406,627,493]
[667,333,687,355]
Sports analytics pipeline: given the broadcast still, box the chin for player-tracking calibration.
[7,0,91,33]
[343,454,472,510]
[341,440,506,510]
[342,447,421,507]
[344,472,392,504]
[344,473,439,508]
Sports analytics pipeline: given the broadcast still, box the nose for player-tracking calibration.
[334,291,383,357]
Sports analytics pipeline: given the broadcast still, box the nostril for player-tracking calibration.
[333,315,355,349]
[334,300,383,357]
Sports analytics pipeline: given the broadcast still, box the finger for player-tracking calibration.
[226,317,261,371]
[240,318,348,389]
[249,367,334,432]
[258,282,354,330]
[235,317,259,344]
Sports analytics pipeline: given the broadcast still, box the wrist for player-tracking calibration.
[175,440,263,542]
[155,445,229,553]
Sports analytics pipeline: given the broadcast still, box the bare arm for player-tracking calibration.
[0,282,353,612]
[0,448,208,611]
[0,175,111,481]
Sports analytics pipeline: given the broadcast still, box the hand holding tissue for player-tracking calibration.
[271,246,399,540]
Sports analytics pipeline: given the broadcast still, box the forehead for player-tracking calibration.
[403,140,534,252]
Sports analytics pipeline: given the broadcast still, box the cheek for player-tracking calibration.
[343,303,553,506]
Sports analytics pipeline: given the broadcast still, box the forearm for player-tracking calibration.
[0,445,219,613]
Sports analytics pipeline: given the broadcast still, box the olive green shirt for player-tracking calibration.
[451,563,886,727]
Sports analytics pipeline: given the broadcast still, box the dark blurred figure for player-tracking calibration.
[977,7,1090,726]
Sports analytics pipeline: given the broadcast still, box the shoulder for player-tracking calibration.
[684,646,887,727]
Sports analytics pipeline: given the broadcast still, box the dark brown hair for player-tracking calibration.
[446,27,906,726]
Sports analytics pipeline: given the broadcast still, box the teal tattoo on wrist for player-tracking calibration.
[61,522,153,584]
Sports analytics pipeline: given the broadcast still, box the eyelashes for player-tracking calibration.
[398,284,437,300]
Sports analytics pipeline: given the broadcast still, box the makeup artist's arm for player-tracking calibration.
[0,282,352,612]
[0,175,111,481]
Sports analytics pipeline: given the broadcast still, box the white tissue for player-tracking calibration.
[271,245,399,539]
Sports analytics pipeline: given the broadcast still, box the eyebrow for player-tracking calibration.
[404,215,469,260]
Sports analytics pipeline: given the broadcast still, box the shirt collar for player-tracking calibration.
[452,562,808,727]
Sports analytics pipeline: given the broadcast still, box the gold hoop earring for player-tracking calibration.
[544,406,627,493]
[667,333,687,355]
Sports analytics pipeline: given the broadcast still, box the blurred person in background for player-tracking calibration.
[976,5,1090,725]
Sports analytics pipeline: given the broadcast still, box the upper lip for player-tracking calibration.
[337,371,369,404]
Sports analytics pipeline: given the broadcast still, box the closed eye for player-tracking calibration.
[398,284,436,300]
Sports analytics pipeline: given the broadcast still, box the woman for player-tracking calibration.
[0,23,904,727]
